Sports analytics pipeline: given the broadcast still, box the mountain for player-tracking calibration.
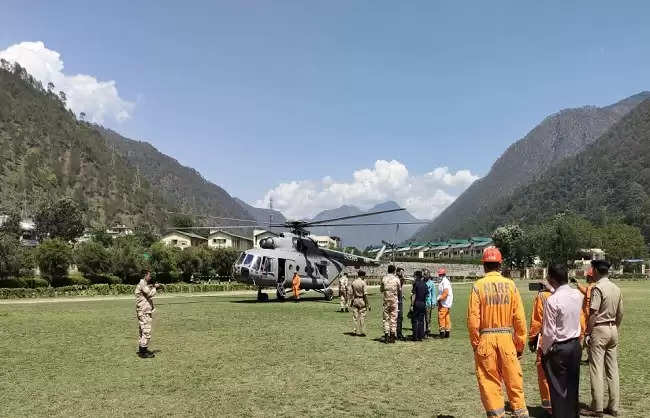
[98,128,253,223]
[413,91,650,241]
[308,201,425,249]
[0,62,253,230]
[482,98,650,240]
[0,62,168,227]
[234,198,287,227]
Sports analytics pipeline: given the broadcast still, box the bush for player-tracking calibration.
[35,238,72,283]
[24,277,49,288]
[0,277,27,288]
[74,241,111,281]
[109,236,147,284]
[0,233,22,278]
[51,274,92,287]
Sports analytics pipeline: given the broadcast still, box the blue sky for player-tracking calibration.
[2,1,650,218]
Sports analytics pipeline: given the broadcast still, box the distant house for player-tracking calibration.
[207,230,254,251]
[161,230,207,249]
[311,235,342,249]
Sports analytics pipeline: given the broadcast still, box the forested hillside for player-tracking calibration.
[484,98,650,240]
[0,61,166,227]
[99,128,252,221]
[413,92,650,240]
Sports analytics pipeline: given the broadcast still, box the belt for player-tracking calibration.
[554,337,579,345]
[595,321,617,327]
[480,327,513,335]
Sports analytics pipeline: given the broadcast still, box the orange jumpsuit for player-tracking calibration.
[438,288,451,332]
[529,289,552,414]
[467,271,528,418]
[292,273,301,300]
[578,282,593,339]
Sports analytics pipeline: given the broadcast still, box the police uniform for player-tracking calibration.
[528,288,552,414]
[350,276,368,336]
[135,278,157,356]
[587,271,623,415]
[339,274,350,312]
[467,248,528,418]
[381,273,401,342]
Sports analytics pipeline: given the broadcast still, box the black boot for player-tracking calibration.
[439,331,445,339]
[444,331,450,338]
[138,346,154,358]
[390,333,396,343]
[384,333,390,344]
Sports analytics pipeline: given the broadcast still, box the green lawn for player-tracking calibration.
[1,282,648,417]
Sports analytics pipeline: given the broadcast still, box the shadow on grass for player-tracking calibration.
[527,405,550,418]
[435,415,455,418]
[230,297,330,304]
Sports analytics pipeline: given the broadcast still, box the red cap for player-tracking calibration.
[437,268,446,276]
[482,247,503,263]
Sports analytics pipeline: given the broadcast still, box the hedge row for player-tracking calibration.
[0,282,254,299]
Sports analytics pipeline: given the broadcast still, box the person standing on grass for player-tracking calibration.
[135,270,160,359]
[423,269,436,337]
[292,271,301,302]
[410,270,427,341]
[396,267,406,340]
[437,268,453,338]
[540,264,583,418]
[380,264,400,343]
[350,271,370,336]
[581,260,623,418]
[338,272,350,312]
[528,280,553,416]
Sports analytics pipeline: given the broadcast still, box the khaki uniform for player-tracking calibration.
[588,277,623,413]
[135,279,157,348]
[339,274,350,310]
[350,277,368,335]
[381,273,400,335]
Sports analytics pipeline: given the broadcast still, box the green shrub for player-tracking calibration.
[51,274,92,287]
[35,238,72,283]
[109,237,146,284]
[0,233,22,278]
[0,277,27,288]
[74,241,111,280]
[89,274,122,285]
[24,277,49,288]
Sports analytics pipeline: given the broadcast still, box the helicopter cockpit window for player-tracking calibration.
[242,254,254,266]
[251,257,261,271]
[237,253,246,265]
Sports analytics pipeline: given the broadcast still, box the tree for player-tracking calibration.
[149,242,179,282]
[58,90,67,104]
[133,223,159,248]
[74,241,111,281]
[109,236,146,284]
[169,214,194,229]
[47,81,55,93]
[530,213,598,265]
[79,112,86,121]
[599,223,647,267]
[492,225,533,270]
[177,246,203,280]
[35,198,85,242]
[0,210,21,237]
[0,233,22,278]
[91,227,114,247]
[35,239,72,283]
[210,248,238,278]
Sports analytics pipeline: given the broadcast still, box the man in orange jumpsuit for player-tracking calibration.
[528,281,553,415]
[292,271,301,302]
[467,247,529,418]
[576,268,595,340]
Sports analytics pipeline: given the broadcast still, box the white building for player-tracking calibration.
[207,230,254,251]
[160,230,207,249]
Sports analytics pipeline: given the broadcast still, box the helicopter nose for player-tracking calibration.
[240,267,249,279]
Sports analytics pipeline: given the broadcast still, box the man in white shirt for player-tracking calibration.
[541,264,584,418]
[436,268,453,338]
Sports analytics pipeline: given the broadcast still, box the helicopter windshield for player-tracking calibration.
[251,257,261,271]
[242,254,254,266]
[236,253,246,265]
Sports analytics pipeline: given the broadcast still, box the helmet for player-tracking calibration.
[437,268,446,276]
[482,247,503,263]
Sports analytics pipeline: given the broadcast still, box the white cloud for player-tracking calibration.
[0,41,134,124]
[256,160,480,220]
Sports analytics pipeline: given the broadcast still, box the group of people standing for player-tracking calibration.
[338,264,454,343]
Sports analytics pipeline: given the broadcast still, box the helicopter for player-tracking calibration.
[171,208,429,301]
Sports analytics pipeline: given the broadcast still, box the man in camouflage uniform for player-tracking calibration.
[396,267,406,340]
[135,270,160,358]
[338,272,350,312]
[350,271,370,336]
[381,264,401,343]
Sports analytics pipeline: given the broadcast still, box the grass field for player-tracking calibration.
[1,282,648,417]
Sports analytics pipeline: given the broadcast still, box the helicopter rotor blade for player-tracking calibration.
[168,225,264,230]
[300,208,406,227]
[303,222,430,227]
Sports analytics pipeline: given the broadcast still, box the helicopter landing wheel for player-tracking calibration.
[257,289,269,302]
[323,288,334,301]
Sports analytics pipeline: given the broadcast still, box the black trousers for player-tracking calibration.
[543,338,581,418]
[412,303,426,340]
[396,298,404,337]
